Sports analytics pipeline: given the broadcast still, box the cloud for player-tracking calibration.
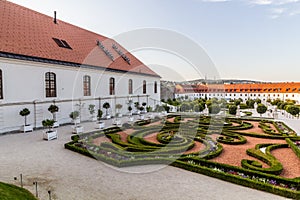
[249,0,300,5]
[201,0,231,2]
[251,0,273,5]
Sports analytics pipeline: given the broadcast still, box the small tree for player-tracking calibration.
[134,102,140,110]
[181,102,191,112]
[48,104,59,121]
[69,111,79,120]
[97,109,103,121]
[234,99,241,106]
[146,106,152,112]
[19,108,30,126]
[88,104,96,116]
[139,106,144,112]
[286,105,300,117]
[257,103,267,117]
[142,102,147,107]
[128,106,133,115]
[115,104,123,116]
[229,105,237,115]
[42,119,55,132]
[246,99,255,109]
[103,102,110,116]
[209,104,221,114]
[163,105,170,113]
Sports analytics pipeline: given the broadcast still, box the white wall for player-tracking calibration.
[0,57,161,133]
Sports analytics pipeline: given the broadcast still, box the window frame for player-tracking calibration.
[143,80,147,94]
[0,69,3,99]
[154,81,158,94]
[128,79,133,95]
[45,72,57,98]
[83,75,91,96]
[109,77,115,95]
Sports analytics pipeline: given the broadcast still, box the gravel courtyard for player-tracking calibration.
[0,120,289,200]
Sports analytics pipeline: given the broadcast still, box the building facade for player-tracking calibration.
[0,1,161,133]
[175,83,300,103]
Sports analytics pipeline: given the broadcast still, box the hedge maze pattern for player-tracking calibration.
[65,115,300,199]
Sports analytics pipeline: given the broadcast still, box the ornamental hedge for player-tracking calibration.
[65,115,300,199]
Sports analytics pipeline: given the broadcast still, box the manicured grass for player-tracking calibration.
[0,182,37,200]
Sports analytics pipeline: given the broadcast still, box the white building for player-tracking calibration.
[0,1,161,133]
[175,83,300,103]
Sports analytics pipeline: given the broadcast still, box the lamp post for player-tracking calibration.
[48,190,52,200]
[14,174,23,188]
[33,181,38,197]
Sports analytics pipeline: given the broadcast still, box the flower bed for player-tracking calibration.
[65,115,300,199]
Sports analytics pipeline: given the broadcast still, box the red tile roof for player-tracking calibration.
[176,82,300,94]
[0,0,160,77]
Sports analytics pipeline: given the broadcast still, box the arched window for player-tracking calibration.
[109,77,115,95]
[45,72,57,97]
[143,80,146,94]
[128,79,133,95]
[83,75,91,96]
[0,70,3,99]
[154,81,157,94]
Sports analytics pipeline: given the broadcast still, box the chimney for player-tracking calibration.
[54,11,57,24]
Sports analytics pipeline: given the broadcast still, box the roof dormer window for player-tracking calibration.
[52,38,72,49]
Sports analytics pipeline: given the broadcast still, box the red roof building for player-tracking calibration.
[0,0,159,77]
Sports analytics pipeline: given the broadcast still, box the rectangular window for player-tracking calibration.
[143,80,147,94]
[154,81,158,94]
[110,77,115,95]
[129,79,133,94]
[52,38,72,49]
[0,70,3,99]
[45,72,57,97]
[83,75,91,96]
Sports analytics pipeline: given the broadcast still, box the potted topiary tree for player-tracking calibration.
[134,102,140,115]
[141,102,147,114]
[48,104,59,127]
[113,104,122,126]
[95,109,105,129]
[69,111,83,134]
[128,106,134,122]
[42,119,57,141]
[115,104,123,118]
[139,106,145,120]
[88,104,97,121]
[19,108,33,132]
[103,102,111,119]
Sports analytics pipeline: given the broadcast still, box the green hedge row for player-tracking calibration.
[286,138,300,159]
[242,143,287,175]
[171,160,300,199]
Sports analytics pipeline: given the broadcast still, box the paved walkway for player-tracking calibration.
[0,114,289,200]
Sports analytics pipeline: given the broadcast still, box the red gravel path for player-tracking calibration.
[210,136,295,178]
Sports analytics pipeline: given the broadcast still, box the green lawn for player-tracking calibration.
[0,182,37,200]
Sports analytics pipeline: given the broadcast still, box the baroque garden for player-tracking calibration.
[65,99,300,199]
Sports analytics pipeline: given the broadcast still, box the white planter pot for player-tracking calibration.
[91,115,97,122]
[95,122,105,129]
[139,115,145,120]
[43,130,58,141]
[105,115,111,119]
[116,113,123,118]
[20,125,33,133]
[129,116,134,122]
[113,119,122,126]
[52,121,59,128]
[72,118,80,124]
[148,114,154,119]
[72,126,84,134]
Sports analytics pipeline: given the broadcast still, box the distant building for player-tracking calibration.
[0,1,161,133]
[175,82,300,103]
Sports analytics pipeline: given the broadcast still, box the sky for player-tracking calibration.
[8,0,300,82]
